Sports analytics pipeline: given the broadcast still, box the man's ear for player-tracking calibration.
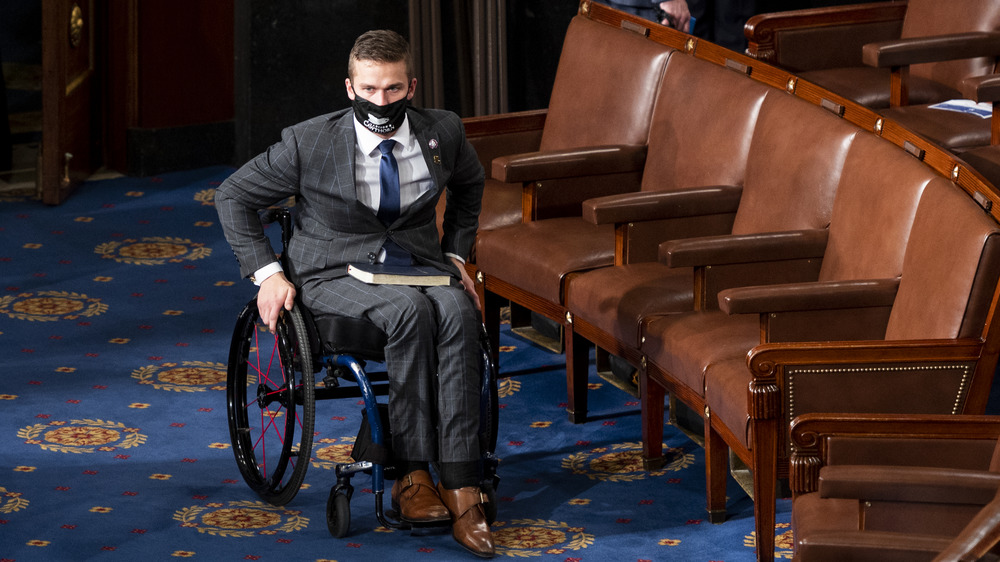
[406,77,417,101]
[345,78,356,100]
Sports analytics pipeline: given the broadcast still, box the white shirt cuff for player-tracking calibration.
[445,253,465,265]
[251,262,284,286]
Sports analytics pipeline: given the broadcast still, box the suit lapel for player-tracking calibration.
[330,112,377,221]
[408,110,445,210]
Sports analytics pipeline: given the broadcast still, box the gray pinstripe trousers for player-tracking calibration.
[301,276,481,463]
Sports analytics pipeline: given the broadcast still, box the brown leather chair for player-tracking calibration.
[745,0,1000,110]
[638,169,1000,561]
[455,12,673,244]
[789,413,1000,561]
[875,38,1000,151]
[545,87,862,423]
[475,50,776,421]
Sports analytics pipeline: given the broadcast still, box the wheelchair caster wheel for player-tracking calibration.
[327,486,352,538]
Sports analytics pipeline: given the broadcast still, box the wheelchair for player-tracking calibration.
[225,208,500,538]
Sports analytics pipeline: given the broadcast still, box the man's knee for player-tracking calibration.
[384,290,437,339]
[432,288,479,335]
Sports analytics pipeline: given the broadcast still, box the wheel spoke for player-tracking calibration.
[250,327,282,388]
[228,302,314,505]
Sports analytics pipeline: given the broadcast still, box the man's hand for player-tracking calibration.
[451,257,481,310]
[257,272,297,332]
[659,0,691,32]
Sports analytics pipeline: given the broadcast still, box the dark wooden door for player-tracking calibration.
[41,0,100,205]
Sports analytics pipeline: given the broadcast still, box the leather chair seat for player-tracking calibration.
[641,311,757,397]
[476,217,615,305]
[959,145,1000,188]
[799,67,960,110]
[882,104,993,150]
[796,531,953,562]
[566,262,692,348]
[791,492,858,539]
[703,356,755,449]
[794,466,990,550]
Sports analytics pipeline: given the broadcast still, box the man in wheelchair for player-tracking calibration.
[215,30,492,558]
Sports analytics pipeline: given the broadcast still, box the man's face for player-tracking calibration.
[346,59,416,107]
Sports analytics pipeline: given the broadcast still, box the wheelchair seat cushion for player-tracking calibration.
[314,313,389,361]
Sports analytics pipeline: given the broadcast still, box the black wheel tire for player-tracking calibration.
[478,327,500,456]
[227,299,316,506]
[482,480,498,525]
[327,487,352,538]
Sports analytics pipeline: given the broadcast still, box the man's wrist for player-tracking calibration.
[251,262,284,286]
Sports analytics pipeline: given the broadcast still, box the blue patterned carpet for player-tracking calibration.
[1,167,789,561]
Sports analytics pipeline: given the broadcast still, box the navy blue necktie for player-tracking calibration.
[376,139,400,225]
[375,139,410,265]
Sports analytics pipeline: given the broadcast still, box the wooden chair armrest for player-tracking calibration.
[491,144,646,183]
[719,278,898,315]
[578,187,741,264]
[791,413,1000,446]
[745,1,906,69]
[960,74,1000,103]
[819,464,1000,505]
[660,229,828,267]
[862,32,1000,69]
[719,279,899,342]
[751,338,985,373]
[797,531,951,561]
[863,31,1000,106]
[494,145,648,222]
[462,110,546,179]
[582,185,742,225]
[462,108,546,138]
[788,409,1000,495]
[660,229,828,310]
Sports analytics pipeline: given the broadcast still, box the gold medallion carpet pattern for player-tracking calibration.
[0,167,793,561]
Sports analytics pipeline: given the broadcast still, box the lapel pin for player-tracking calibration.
[428,139,439,149]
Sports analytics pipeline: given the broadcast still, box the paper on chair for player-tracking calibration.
[927,99,993,119]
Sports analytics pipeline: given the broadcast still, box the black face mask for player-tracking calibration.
[351,93,408,135]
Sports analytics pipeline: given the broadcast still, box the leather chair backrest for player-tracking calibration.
[886,179,1000,340]
[818,133,935,282]
[730,93,859,235]
[902,0,1000,89]
[540,16,672,151]
[640,53,770,192]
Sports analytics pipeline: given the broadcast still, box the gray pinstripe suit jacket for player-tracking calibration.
[215,107,485,286]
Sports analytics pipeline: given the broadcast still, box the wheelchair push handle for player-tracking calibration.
[260,208,293,256]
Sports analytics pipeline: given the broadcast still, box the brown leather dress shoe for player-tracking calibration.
[391,470,450,524]
[438,483,495,558]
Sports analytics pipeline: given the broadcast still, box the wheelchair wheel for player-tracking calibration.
[479,326,501,456]
[227,299,316,506]
[326,485,352,538]
[482,479,498,525]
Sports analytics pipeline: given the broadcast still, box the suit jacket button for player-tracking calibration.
[367,252,377,260]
